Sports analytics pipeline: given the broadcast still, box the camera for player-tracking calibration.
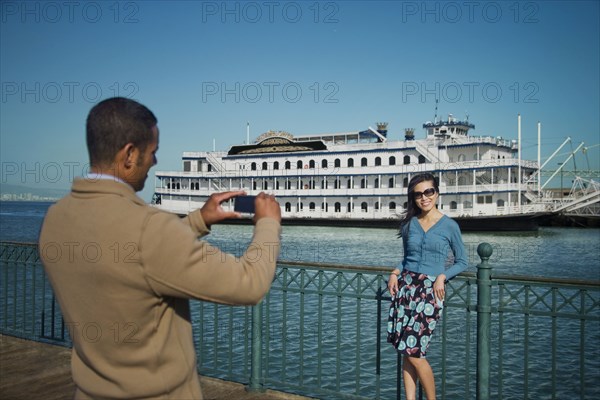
[234,195,256,213]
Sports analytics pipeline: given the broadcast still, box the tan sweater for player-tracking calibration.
[39,178,281,399]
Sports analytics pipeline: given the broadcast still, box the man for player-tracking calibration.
[39,97,282,399]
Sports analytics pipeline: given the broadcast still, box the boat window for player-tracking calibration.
[361,202,368,212]
[389,177,394,188]
[389,156,396,166]
[275,181,280,190]
[297,160,303,169]
[335,202,341,212]
[335,178,340,189]
[403,177,409,188]
[285,202,291,212]
[253,181,257,190]
[497,199,505,207]
[374,178,379,188]
[375,157,381,166]
[309,202,316,211]
[335,159,341,168]
[348,158,354,167]
[251,162,257,171]
[403,155,410,165]
[463,201,472,209]
[322,159,328,169]
[361,157,368,167]
[450,201,457,210]
[389,202,396,210]
[263,181,268,190]
[286,180,291,190]
[458,154,466,162]
[274,161,279,170]
[184,161,191,172]
[262,162,268,170]
[285,161,291,169]
[418,155,426,164]
[309,160,316,169]
[347,178,353,188]
[375,202,380,210]
[361,178,366,189]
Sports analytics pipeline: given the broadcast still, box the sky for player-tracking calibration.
[1,0,599,202]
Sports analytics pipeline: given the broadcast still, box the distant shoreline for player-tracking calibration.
[0,199,58,203]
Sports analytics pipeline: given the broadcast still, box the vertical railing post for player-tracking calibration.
[248,301,264,392]
[476,243,493,400]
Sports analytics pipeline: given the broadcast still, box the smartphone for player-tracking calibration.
[234,195,256,213]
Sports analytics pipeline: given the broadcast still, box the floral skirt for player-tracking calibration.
[387,270,443,358]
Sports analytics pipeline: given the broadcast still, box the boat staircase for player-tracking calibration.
[414,141,441,163]
[205,153,225,192]
[523,187,541,203]
[474,171,496,193]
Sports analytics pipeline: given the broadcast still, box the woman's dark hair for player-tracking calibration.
[86,97,157,166]
[398,173,439,237]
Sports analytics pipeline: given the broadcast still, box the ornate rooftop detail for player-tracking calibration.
[254,130,294,143]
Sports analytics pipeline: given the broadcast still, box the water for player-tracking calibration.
[2,201,599,398]
[3,200,599,279]
[0,201,52,243]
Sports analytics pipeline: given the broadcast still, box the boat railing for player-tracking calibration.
[156,158,538,181]
[1,242,599,399]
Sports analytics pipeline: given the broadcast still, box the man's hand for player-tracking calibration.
[199,191,281,227]
[253,192,281,224]
[200,190,246,227]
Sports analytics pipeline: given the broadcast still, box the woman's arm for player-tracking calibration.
[442,219,469,280]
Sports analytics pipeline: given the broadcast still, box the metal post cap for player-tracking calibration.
[477,243,493,259]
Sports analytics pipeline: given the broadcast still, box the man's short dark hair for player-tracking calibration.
[86,97,157,166]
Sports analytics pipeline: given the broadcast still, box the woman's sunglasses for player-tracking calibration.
[413,187,436,200]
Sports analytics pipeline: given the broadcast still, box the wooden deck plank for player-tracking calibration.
[0,335,312,400]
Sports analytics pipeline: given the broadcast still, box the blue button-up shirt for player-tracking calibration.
[399,215,468,280]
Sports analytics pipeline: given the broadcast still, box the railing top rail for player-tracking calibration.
[277,259,393,273]
[492,272,600,288]
[278,260,600,287]
[0,241,38,247]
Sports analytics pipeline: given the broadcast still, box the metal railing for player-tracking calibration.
[1,241,599,399]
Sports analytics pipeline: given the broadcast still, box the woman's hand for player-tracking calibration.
[388,270,400,297]
[433,274,447,302]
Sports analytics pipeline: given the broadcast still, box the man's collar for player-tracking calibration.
[85,173,130,188]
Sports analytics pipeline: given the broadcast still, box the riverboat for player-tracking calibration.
[153,115,552,231]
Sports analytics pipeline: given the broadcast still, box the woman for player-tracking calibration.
[387,173,468,400]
